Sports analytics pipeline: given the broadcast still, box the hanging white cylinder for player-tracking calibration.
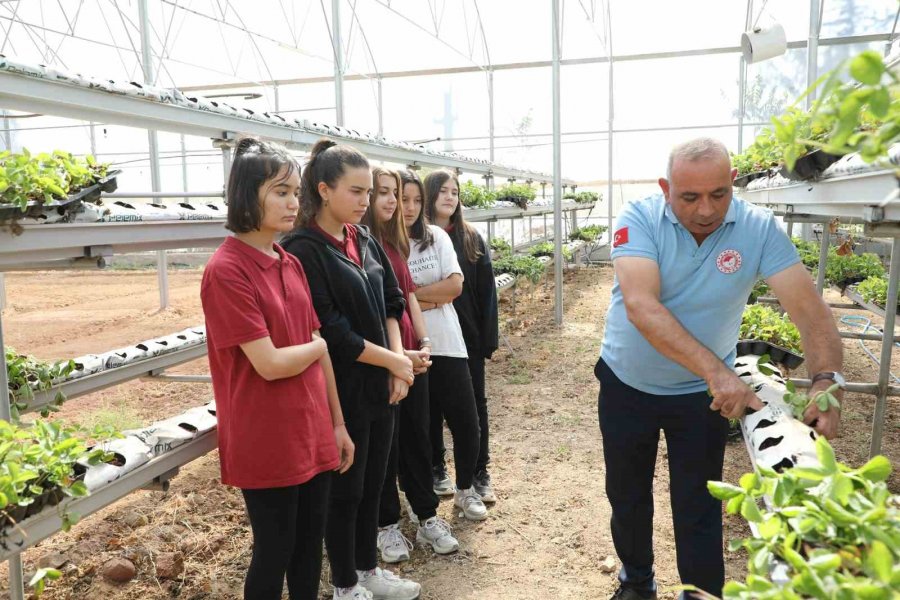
[741,23,787,64]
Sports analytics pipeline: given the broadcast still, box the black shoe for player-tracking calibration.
[473,469,497,503]
[610,586,657,600]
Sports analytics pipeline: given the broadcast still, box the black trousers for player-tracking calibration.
[379,372,439,525]
[241,470,332,600]
[468,356,490,472]
[326,407,394,588]
[595,357,728,598]
[428,356,481,490]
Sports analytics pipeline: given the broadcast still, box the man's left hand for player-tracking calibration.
[803,382,841,439]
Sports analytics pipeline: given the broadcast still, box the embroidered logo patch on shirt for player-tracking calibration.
[716,249,742,274]
[613,227,629,248]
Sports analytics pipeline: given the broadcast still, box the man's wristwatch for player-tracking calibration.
[811,371,846,389]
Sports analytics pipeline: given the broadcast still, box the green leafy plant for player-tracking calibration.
[856,275,899,312]
[773,50,896,171]
[705,437,899,599]
[5,347,75,420]
[740,304,803,354]
[748,280,771,303]
[793,238,822,269]
[492,254,546,283]
[490,237,512,256]
[529,241,573,261]
[569,224,607,242]
[563,191,601,204]
[779,380,842,421]
[496,182,536,208]
[822,250,884,288]
[0,149,110,212]
[459,180,497,209]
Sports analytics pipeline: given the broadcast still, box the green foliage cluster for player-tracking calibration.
[5,347,74,420]
[732,50,896,177]
[776,50,896,170]
[489,237,512,255]
[563,191,601,204]
[496,182,536,206]
[459,180,497,209]
[492,253,546,283]
[529,241,573,262]
[748,280,771,303]
[823,250,884,288]
[568,224,607,242]
[0,149,109,211]
[707,437,900,599]
[793,238,822,269]
[857,275,899,311]
[740,304,803,354]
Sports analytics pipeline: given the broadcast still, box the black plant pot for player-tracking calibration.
[24,493,46,518]
[736,339,805,370]
[779,150,844,181]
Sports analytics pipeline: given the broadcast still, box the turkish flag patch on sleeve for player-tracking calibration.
[613,227,629,247]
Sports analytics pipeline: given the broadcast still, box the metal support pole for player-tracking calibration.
[541,182,547,199]
[544,213,548,240]
[377,77,384,137]
[180,135,188,192]
[2,110,12,150]
[737,1,752,152]
[488,70,495,163]
[870,236,900,456]
[552,0,563,326]
[222,144,234,183]
[815,226,829,295]
[486,220,494,246]
[331,0,344,126]
[510,218,516,252]
[0,274,5,311]
[0,314,26,600]
[529,216,533,243]
[807,0,821,109]
[787,220,795,238]
[139,0,167,311]
[89,122,97,157]
[606,12,615,245]
[274,84,281,113]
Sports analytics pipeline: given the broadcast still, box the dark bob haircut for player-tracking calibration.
[225,137,298,233]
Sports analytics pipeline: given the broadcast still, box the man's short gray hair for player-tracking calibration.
[666,137,731,180]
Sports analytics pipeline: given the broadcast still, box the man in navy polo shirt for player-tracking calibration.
[598,138,843,600]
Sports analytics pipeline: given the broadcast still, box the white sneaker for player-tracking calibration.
[416,516,459,554]
[357,567,421,600]
[377,523,413,563]
[334,584,374,599]
[454,487,488,521]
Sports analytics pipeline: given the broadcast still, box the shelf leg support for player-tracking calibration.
[815,225,829,296]
[870,235,900,457]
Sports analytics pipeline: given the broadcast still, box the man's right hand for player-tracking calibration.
[707,367,764,419]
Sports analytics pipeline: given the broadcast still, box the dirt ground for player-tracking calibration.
[0,265,898,599]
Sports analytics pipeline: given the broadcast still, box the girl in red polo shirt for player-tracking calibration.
[362,167,460,563]
[201,138,354,600]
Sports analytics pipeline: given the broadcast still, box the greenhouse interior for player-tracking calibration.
[1,0,900,599]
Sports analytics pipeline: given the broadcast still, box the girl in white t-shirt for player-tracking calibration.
[400,169,488,522]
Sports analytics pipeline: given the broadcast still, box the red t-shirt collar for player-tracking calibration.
[310,220,362,266]
[224,236,287,270]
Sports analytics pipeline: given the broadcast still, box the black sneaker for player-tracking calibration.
[473,469,496,503]
[610,586,657,600]
[432,465,454,497]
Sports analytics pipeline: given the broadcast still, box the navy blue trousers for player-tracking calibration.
[595,357,727,598]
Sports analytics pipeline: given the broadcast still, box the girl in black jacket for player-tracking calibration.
[281,139,420,600]
[424,169,500,504]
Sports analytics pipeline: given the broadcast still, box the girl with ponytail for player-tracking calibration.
[201,137,353,600]
[400,169,488,522]
[281,140,421,600]
[362,168,460,564]
[424,169,500,504]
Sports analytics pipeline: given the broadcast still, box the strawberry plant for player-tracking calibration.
[492,254,546,283]
[569,224,607,242]
[5,347,75,420]
[496,183,536,208]
[740,304,803,354]
[748,280,771,303]
[459,181,497,209]
[490,237,512,255]
[778,379,841,421]
[857,275,899,312]
[822,250,884,288]
[793,238,822,269]
[529,241,573,261]
[703,437,899,600]
[563,191,601,204]
[0,149,110,212]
